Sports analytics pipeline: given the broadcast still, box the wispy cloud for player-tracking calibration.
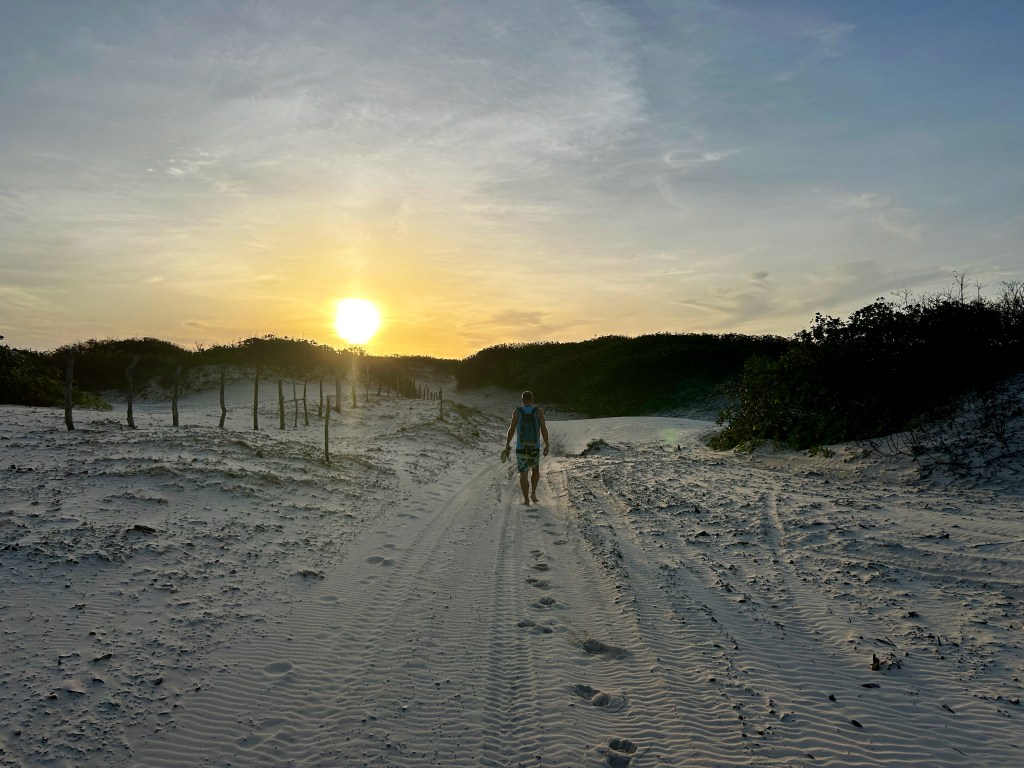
[846,193,891,210]
[708,271,779,325]
[771,21,854,82]
[807,23,855,59]
[842,193,926,243]
[662,148,743,173]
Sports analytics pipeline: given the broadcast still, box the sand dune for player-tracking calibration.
[1,383,1022,766]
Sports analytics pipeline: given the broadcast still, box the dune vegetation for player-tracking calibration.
[3,279,1022,458]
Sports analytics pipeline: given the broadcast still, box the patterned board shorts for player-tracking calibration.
[515,447,540,472]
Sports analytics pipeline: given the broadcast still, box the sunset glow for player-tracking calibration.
[1,3,1022,357]
[334,299,382,345]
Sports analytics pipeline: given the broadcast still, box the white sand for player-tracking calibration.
[1,382,1022,766]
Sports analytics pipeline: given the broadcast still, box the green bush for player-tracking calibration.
[0,345,64,406]
[457,333,789,416]
[0,344,111,409]
[46,338,191,394]
[711,287,1023,450]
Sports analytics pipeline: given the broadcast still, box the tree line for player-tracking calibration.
[0,335,453,410]
[2,332,785,417]
[710,279,1024,450]
[457,333,789,416]
[4,276,1023,453]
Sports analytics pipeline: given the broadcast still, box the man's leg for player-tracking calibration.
[530,466,540,502]
[519,471,531,504]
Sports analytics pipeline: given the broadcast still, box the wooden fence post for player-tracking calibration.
[126,355,139,429]
[253,370,260,430]
[219,367,227,429]
[324,396,331,464]
[278,379,285,430]
[64,349,75,431]
[171,366,181,427]
[303,380,309,426]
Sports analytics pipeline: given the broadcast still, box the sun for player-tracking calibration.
[334,298,381,344]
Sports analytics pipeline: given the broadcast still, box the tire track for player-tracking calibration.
[556,461,755,766]
[132,453,502,766]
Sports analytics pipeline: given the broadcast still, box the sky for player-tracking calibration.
[2,1,1022,359]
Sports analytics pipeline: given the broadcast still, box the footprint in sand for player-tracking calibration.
[533,596,557,608]
[581,639,627,660]
[366,556,395,566]
[605,738,638,767]
[264,661,293,676]
[516,619,554,635]
[397,513,418,520]
[531,563,551,572]
[529,549,545,559]
[525,578,549,589]
[572,684,626,711]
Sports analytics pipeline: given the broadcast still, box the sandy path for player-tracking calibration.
[131,416,1024,767]
[129,439,657,766]
[4,398,1022,767]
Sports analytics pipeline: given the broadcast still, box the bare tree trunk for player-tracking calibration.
[351,378,356,409]
[335,370,342,412]
[278,379,285,430]
[253,370,260,430]
[64,349,75,431]
[218,367,227,429]
[171,366,181,427]
[439,389,444,420]
[324,396,331,464]
[126,355,139,429]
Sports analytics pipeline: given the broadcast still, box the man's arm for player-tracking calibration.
[504,409,519,449]
[539,408,550,455]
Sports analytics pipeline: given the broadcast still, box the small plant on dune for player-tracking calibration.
[864,377,1024,478]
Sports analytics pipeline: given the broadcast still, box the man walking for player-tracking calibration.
[504,390,550,505]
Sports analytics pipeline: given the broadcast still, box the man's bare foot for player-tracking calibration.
[531,496,539,503]
[522,499,531,505]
